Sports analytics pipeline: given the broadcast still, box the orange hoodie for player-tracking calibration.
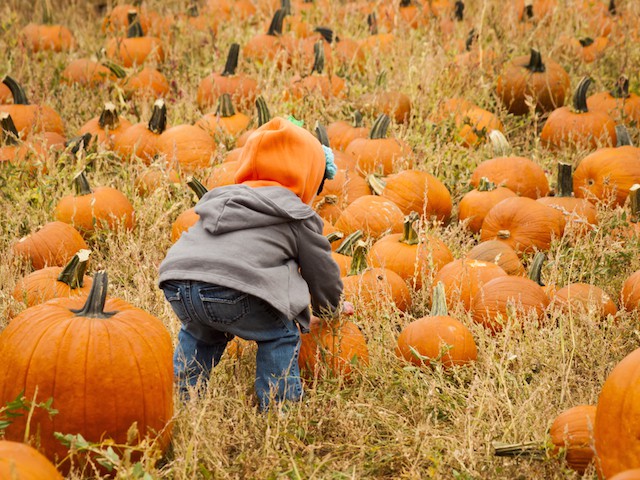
[234,117,325,205]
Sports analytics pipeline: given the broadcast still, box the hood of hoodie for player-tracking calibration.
[194,185,317,235]
[234,117,326,205]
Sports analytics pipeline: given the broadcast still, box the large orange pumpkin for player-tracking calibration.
[333,194,404,239]
[594,347,640,478]
[459,178,517,233]
[0,272,173,471]
[11,221,88,270]
[549,405,597,475]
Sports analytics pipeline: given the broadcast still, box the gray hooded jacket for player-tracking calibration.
[158,185,343,331]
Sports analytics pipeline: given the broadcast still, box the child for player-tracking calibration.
[158,117,348,410]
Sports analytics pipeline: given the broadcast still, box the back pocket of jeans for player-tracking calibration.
[162,285,190,324]
[198,286,249,324]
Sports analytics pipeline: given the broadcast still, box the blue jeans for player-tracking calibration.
[161,280,302,410]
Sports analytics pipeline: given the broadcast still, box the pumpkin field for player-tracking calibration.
[2,0,640,478]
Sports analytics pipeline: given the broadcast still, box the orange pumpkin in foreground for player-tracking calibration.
[12,221,88,270]
[549,405,597,475]
[0,440,63,479]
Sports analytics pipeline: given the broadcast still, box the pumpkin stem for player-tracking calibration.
[0,112,20,146]
[493,441,545,458]
[400,212,420,246]
[615,125,633,147]
[609,0,616,14]
[353,111,363,127]
[255,96,271,127]
[281,0,292,15]
[528,252,546,286]
[70,271,118,319]
[497,230,511,239]
[267,9,286,36]
[98,102,121,129]
[101,60,127,79]
[347,240,369,276]
[489,130,511,157]
[525,49,546,73]
[335,230,364,256]
[610,76,629,99]
[74,171,93,196]
[187,177,208,200]
[400,0,412,7]
[127,10,144,38]
[367,174,386,196]
[454,1,465,21]
[222,43,240,77]
[148,99,167,134]
[65,133,92,155]
[325,231,344,245]
[579,37,594,47]
[367,12,378,36]
[369,114,390,139]
[2,76,30,105]
[312,41,325,75]
[465,28,477,51]
[375,70,387,88]
[314,27,334,44]
[477,177,496,192]
[57,249,91,288]
[556,163,574,198]
[629,184,640,223]
[216,93,236,118]
[187,4,199,17]
[315,122,330,147]
[430,282,449,317]
[523,4,534,20]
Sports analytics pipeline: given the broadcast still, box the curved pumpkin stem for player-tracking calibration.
[367,174,386,196]
[281,0,292,15]
[325,231,344,245]
[609,0,616,14]
[430,282,449,317]
[312,41,325,75]
[347,240,369,276]
[187,4,199,17]
[0,112,20,146]
[369,114,391,139]
[489,130,511,157]
[314,27,333,44]
[102,61,127,79]
[70,271,117,319]
[477,177,496,192]
[579,37,594,47]
[127,10,144,38]
[353,111,363,127]
[336,230,364,256]
[187,177,208,200]
[148,99,167,134]
[255,96,271,127]
[216,93,236,118]
[630,184,640,223]
[493,441,545,457]
[525,49,546,73]
[465,28,477,51]
[611,76,630,99]
[222,43,240,77]
[2,76,30,105]
[41,0,53,24]
[615,125,633,147]
[400,212,420,246]
[66,133,92,155]
[267,9,286,36]
[315,122,330,147]
[454,1,465,20]
[74,171,93,196]
[523,3,534,20]
[98,102,121,129]
[400,0,412,7]
[528,252,547,287]
[57,249,91,288]
[556,163,574,198]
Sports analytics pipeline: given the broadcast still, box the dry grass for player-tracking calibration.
[2,0,640,478]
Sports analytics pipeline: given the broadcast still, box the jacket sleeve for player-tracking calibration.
[295,217,344,318]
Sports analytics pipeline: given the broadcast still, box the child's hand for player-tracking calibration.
[341,301,354,316]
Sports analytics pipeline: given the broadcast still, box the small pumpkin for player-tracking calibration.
[113,99,168,163]
[346,114,412,176]
[287,41,345,101]
[333,194,404,240]
[459,178,517,233]
[396,282,477,368]
[466,240,525,276]
[60,58,124,87]
[540,76,617,150]
[587,75,640,126]
[0,440,63,480]
[549,405,597,475]
[196,93,251,140]
[105,11,165,68]
[367,212,453,290]
[157,124,217,173]
[327,111,369,152]
[496,48,570,115]
[79,102,132,149]
[551,282,617,319]
[54,171,136,234]
[243,9,287,65]
[171,178,208,243]
[621,269,640,312]
[122,66,170,98]
[197,43,259,112]
[19,1,76,53]
[11,221,88,270]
